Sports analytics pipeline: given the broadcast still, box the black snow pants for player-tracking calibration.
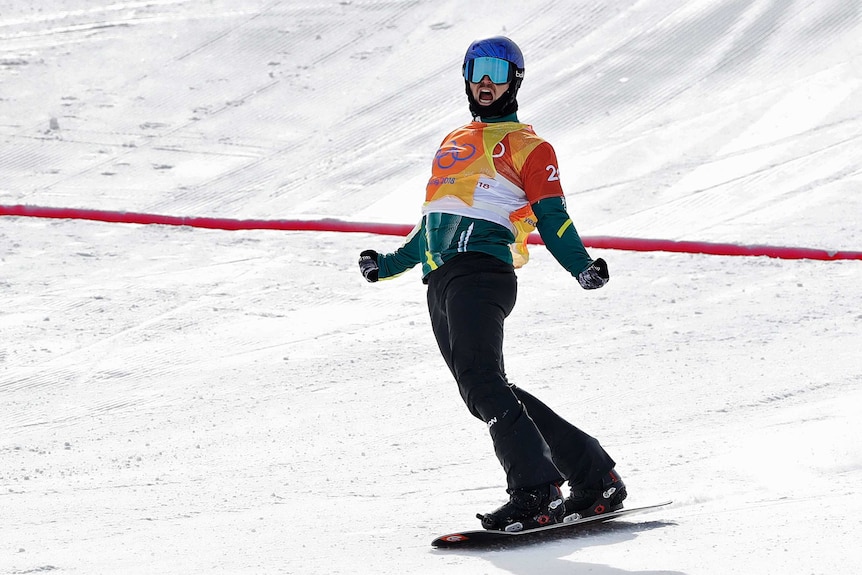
[426,252,616,491]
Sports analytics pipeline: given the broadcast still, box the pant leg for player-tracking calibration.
[426,253,562,490]
[511,385,616,488]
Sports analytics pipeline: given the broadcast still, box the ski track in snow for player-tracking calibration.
[2,1,862,574]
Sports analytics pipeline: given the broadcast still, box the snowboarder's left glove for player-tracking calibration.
[358,249,379,283]
[577,258,609,289]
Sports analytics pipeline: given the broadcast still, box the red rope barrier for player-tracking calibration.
[2,204,860,261]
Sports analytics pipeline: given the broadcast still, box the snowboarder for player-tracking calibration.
[357,36,626,532]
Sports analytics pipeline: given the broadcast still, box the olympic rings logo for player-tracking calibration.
[435,139,477,169]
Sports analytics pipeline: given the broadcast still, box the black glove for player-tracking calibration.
[358,249,379,283]
[577,258,609,289]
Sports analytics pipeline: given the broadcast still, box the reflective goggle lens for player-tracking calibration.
[465,57,513,84]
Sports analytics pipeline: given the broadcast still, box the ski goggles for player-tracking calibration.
[463,57,515,84]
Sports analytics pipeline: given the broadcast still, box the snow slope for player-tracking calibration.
[1,1,861,574]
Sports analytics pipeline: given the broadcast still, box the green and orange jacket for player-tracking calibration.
[377,114,594,281]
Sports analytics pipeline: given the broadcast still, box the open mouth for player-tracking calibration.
[478,88,494,104]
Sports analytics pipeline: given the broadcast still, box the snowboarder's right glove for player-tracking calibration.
[358,249,379,283]
[577,258,609,289]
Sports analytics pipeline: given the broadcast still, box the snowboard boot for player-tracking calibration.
[564,468,627,523]
[477,483,565,532]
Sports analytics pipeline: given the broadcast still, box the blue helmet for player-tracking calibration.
[462,36,525,119]
[463,36,525,71]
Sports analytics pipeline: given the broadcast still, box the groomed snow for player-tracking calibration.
[1,1,861,574]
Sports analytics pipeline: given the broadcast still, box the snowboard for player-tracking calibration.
[431,500,672,548]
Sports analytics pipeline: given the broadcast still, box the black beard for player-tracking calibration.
[466,81,519,119]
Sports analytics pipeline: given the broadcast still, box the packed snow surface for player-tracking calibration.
[1,1,861,574]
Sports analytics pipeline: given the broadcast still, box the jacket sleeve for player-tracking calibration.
[532,196,593,276]
[377,219,424,280]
